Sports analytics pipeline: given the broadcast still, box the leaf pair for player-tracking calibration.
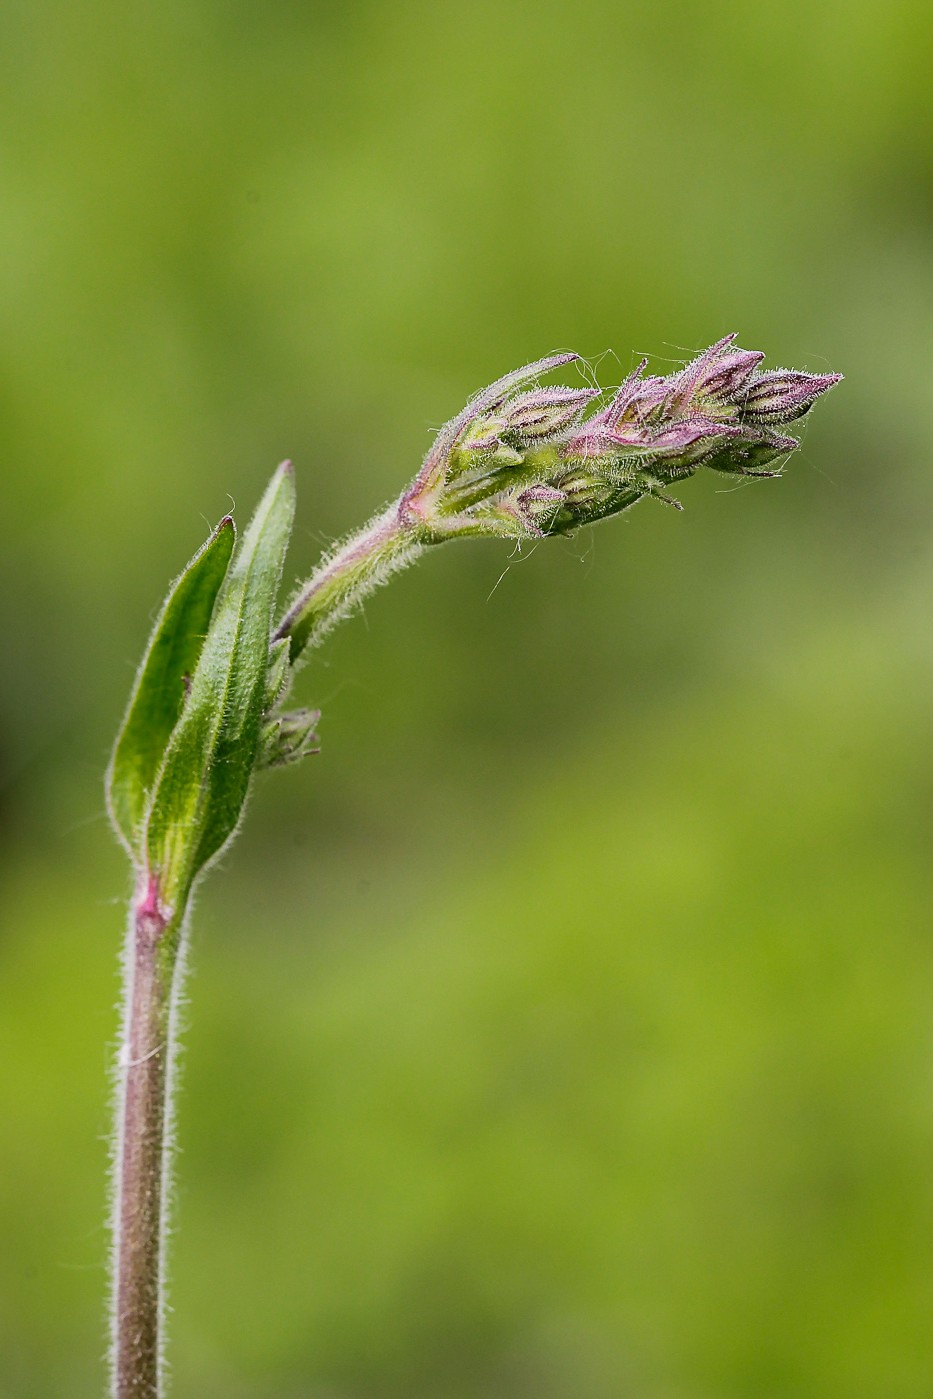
[107,462,297,913]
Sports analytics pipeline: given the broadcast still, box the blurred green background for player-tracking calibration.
[2,1,932,1395]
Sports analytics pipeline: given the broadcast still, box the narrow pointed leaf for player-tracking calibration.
[106,516,236,859]
[145,462,296,908]
[264,637,291,709]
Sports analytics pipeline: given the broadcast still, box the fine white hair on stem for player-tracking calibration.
[108,894,194,1398]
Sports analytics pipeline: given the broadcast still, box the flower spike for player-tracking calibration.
[278,338,842,657]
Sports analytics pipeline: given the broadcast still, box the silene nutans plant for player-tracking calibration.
[105,335,841,1397]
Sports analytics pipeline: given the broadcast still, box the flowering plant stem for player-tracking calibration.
[104,340,839,1396]
[112,889,185,1398]
[275,504,428,658]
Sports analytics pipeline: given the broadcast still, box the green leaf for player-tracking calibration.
[106,516,236,860]
[263,637,291,710]
[144,462,296,909]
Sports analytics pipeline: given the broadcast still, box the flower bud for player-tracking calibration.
[434,353,582,474]
[458,385,596,455]
[671,333,764,410]
[639,415,741,460]
[259,707,321,768]
[597,362,668,432]
[567,411,742,477]
[740,369,844,424]
[512,482,567,534]
[694,347,766,402]
[501,386,598,442]
[702,428,799,476]
[542,470,644,532]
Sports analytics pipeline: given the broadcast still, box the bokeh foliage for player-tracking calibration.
[2,1,932,1395]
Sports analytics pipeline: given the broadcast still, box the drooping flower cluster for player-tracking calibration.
[410,335,841,541]
[274,335,841,659]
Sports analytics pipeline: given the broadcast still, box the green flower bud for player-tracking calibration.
[259,707,321,768]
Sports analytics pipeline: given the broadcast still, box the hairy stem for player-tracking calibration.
[111,881,183,1399]
[274,502,430,661]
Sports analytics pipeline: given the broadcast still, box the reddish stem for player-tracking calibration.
[112,878,176,1399]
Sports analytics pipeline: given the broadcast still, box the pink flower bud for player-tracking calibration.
[697,348,766,399]
[503,385,599,441]
[600,364,669,430]
[740,370,844,424]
